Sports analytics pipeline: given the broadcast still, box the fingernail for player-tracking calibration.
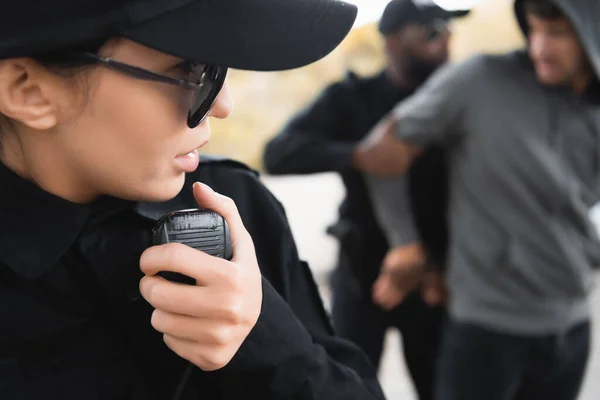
[140,277,154,295]
[194,181,214,192]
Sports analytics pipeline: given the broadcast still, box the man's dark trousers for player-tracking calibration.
[435,318,591,400]
[331,263,445,400]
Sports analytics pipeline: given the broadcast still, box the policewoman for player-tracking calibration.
[0,0,386,399]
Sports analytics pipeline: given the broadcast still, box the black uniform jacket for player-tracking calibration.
[0,156,385,400]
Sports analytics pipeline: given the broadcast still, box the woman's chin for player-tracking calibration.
[154,177,188,202]
[124,175,187,203]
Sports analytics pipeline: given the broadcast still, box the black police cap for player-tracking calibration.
[379,0,470,35]
[0,0,358,71]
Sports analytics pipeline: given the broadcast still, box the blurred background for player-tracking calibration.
[201,0,600,398]
[203,0,524,169]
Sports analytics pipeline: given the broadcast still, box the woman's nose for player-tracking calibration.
[209,82,234,120]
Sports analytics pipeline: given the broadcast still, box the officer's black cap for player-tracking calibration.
[379,0,471,35]
[0,0,358,71]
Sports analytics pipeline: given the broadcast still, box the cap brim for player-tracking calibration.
[447,9,471,19]
[122,0,357,71]
[424,6,471,21]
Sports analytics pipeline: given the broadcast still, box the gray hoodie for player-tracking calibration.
[366,0,600,335]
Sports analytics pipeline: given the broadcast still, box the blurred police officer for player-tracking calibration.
[263,1,468,398]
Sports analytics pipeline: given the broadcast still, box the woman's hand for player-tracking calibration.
[139,182,263,371]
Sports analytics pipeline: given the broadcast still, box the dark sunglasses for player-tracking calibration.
[80,53,228,128]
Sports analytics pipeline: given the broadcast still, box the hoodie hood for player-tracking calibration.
[514,0,600,80]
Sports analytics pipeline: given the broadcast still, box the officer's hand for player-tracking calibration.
[353,115,421,177]
[372,243,426,310]
[139,182,262,371]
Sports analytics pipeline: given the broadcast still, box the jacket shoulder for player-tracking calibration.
[316,70,373,100]
[191,154,259,179]
[184,155,273,209]
[185,155,284,220]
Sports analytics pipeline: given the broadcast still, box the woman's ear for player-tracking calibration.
[0,59,59,131]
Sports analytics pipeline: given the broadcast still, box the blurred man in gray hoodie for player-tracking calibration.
[357,0,600,399]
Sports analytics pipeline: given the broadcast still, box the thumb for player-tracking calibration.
[192,182,253,259]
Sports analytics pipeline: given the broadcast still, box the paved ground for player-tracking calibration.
[261,172,600,400]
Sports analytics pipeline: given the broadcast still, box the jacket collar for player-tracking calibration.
[0,161,179,280]
[0,161,91,279]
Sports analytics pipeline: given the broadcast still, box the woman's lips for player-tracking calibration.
[174,139,209,172]
[174,149,200,172]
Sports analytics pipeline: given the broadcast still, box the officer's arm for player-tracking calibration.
[263,81,360,175]
[201,164,385,399]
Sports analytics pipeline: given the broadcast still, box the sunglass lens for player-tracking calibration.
[187,65,228,128]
